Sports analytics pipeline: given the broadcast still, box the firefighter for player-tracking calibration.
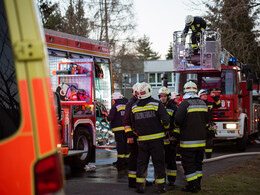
[198,89,221,159]
[171,92,181,161]
[171,92,180,106]
[107,92,129,169]
[158,87,179,188]
[123,82,140,188]
[130,82,170,194]
[175,81,208,193]
[181,15,207,55]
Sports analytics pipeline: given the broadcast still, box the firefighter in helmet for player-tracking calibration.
[107,92,129,169]
[175,81,209,193]
[170,91,181,161]
[158,87,179,188]
[171,91,180,106]
[181,15,207,55]
[198,89,221,159]
[130,82,170,193]
[123,83,139,187]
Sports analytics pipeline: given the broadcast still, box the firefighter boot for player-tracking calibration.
[156,183,167,194]
[197,177,202,191]
[168,180,176,190]
[193,48,200,55]
[205,152,212,159]
[181,180,198,193]
[136,183,145,194]
[128,177,136,188]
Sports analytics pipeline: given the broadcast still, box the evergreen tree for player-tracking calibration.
[166,42,173,60]
[204,0,260,70]
[64,0,76,34]
[37,0,64,31]
[135,35,160,60]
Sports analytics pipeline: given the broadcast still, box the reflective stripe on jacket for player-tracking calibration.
[175,97,208,149]
[130,97,170,141]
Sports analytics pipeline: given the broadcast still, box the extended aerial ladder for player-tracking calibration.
[172,30,236,72]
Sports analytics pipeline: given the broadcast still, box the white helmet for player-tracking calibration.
[198,89,207,97]
[137,82,152,100]
[184,81,197,93]
[112,92,123,100]
[158,86,171,96]
[185,15,194,26]
[171,92,179,99]
[132,82,140,96]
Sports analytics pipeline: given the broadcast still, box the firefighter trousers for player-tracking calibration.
[128,137,138,186]
[180,149,204,188]
[114,131,129,165]
[164,143,177,184]
[191,32,200,48]
[136,139,166,187]
[205,130,215,158]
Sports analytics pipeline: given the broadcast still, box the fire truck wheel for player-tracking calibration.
[236,121,248,152]
[72,127,92,169]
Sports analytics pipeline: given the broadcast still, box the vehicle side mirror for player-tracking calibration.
[246,79,253,91]
[54,92,62,121]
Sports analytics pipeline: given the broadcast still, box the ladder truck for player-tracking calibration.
[173,30,260,151]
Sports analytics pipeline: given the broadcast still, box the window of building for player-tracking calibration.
[148,72,176,88]
[139,73,145,82]
[0,0,21,140]
[131,73,137,84]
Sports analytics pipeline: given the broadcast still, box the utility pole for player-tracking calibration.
[162,72,168,87]
[104,0,108,43]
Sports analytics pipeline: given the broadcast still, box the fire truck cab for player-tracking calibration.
[173,30,260,151]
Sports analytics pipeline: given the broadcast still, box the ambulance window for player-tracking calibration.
[0,0,21,140]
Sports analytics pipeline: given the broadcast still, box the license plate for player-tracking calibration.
[227,130,235,134]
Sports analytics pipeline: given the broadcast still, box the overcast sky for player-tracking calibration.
[51,0,206,59]
[134,0,206,59]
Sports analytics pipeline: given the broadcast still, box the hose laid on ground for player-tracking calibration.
[176,152,260,165]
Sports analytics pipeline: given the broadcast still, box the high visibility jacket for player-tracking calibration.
[107,98,128,132]
[123,96,137,135]
[163,99,179,145]
[130,97,170,142]
[164,99,178,131]
[183,17,206,34]
[205,96,221,122]
[175,97,208,149]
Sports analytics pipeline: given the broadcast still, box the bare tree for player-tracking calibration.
[87,0,136,49]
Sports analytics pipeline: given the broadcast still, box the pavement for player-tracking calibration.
[64,151,258,195]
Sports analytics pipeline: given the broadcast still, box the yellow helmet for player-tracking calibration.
[184,81,197,93]
[158,86,171,96]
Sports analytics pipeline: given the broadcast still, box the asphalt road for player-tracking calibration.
[64,142,260,195]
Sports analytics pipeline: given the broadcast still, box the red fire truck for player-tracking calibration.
[173,30,260,151]
[45,29,113,168]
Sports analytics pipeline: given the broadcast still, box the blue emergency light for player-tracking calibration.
[229,57,237,64]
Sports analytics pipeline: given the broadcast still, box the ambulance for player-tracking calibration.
[0,0,64,194]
